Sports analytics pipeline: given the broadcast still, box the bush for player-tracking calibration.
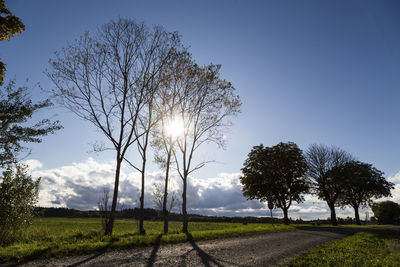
[0,164,40,245]
[371,201,400,225]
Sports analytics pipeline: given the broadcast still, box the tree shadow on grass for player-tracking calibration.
[66,239,119,267]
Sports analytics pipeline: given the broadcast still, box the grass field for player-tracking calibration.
[0,217,295,263]
[290,230,400,266]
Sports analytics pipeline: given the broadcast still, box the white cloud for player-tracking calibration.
[27,157,400,220]
[388,172,400,183]
[23,159,43,171]
[387,184,400,203]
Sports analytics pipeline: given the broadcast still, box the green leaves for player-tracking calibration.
[240,142,310,223]
[334,161,393,208]
[0,80,62,167]
[0,163,40,245]
[0,0,25,85]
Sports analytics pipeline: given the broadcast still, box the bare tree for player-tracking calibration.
[98,187,110,233]
[152,182,180,213]
[47,18,179,235]
[120,26,183,235]
[172,63,241,233]
[305,144,353,225]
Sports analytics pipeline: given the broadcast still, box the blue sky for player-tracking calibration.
[1,0,400,218]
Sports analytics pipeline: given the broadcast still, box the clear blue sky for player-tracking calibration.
[1,0,400,216]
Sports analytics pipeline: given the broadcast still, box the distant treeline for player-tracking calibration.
[34,207,362,225]
[34,207,284,223]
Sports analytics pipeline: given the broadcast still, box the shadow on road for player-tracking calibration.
[67,252,106,267]
[146,234,162,267]
[185,233,223,267]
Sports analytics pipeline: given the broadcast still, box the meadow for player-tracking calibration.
[290,230,400,266]
[0,217,295,263]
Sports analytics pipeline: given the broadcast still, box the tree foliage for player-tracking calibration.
[0,81,62,166]
[0,0,25,85]
[240,142,309,224]
[371,201,400,225]
[0,164,40,245]
[305,144,353,225]
[332,161,393,225]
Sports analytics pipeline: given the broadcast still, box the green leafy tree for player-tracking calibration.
[371,201,400,225]
[0,0,25,85]
[0,164,40,245]
[332,161,393,225]
[240,142,310,225]
[0,81,62,166]
[305,144,353,225]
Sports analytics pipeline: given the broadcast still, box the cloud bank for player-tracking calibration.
[24,158,400,220]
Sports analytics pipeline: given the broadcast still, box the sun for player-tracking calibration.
[164,115,185,139]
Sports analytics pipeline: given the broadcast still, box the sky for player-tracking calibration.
[1,0,400,220]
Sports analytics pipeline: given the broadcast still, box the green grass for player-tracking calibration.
[290,230,400,266]
[0,217,295,263]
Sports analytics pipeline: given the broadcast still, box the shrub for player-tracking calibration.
[0,164,40,245]
[371,201,400,225]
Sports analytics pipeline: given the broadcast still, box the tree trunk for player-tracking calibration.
[354,205,360,225]
[328,203,337,226]
[105,155,122,235]
[282,208,289,225]
[270,209,274,226]
[163,147,172,234]
[182,176,188,233]
[139,157,146,235]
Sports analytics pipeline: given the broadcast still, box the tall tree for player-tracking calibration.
[240,142,310,225]
[120,27,182,235]
[0,0,25,85]
[47,18,180,235]
[0,1,60,245]
[151,52,191,234]
[173,63,241,233]
[305,144,353,225]
[333,161,393,225]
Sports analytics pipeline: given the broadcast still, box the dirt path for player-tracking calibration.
[11,227,360,267]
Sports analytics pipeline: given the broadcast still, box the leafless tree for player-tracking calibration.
[98,187,110,233]
[119,26,183,235]
[172,63,241,233]
[47,18,180,235]
[152,182,180,213]
[305,144,353,225]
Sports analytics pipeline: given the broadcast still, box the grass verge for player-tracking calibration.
[290,230,400,266]
[0,218,295,263]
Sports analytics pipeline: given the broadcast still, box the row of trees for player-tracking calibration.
[0,0,62,245]
[240,142,393,225]
[47,18,241,235]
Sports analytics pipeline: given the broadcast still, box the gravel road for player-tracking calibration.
[9,227,360,267]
